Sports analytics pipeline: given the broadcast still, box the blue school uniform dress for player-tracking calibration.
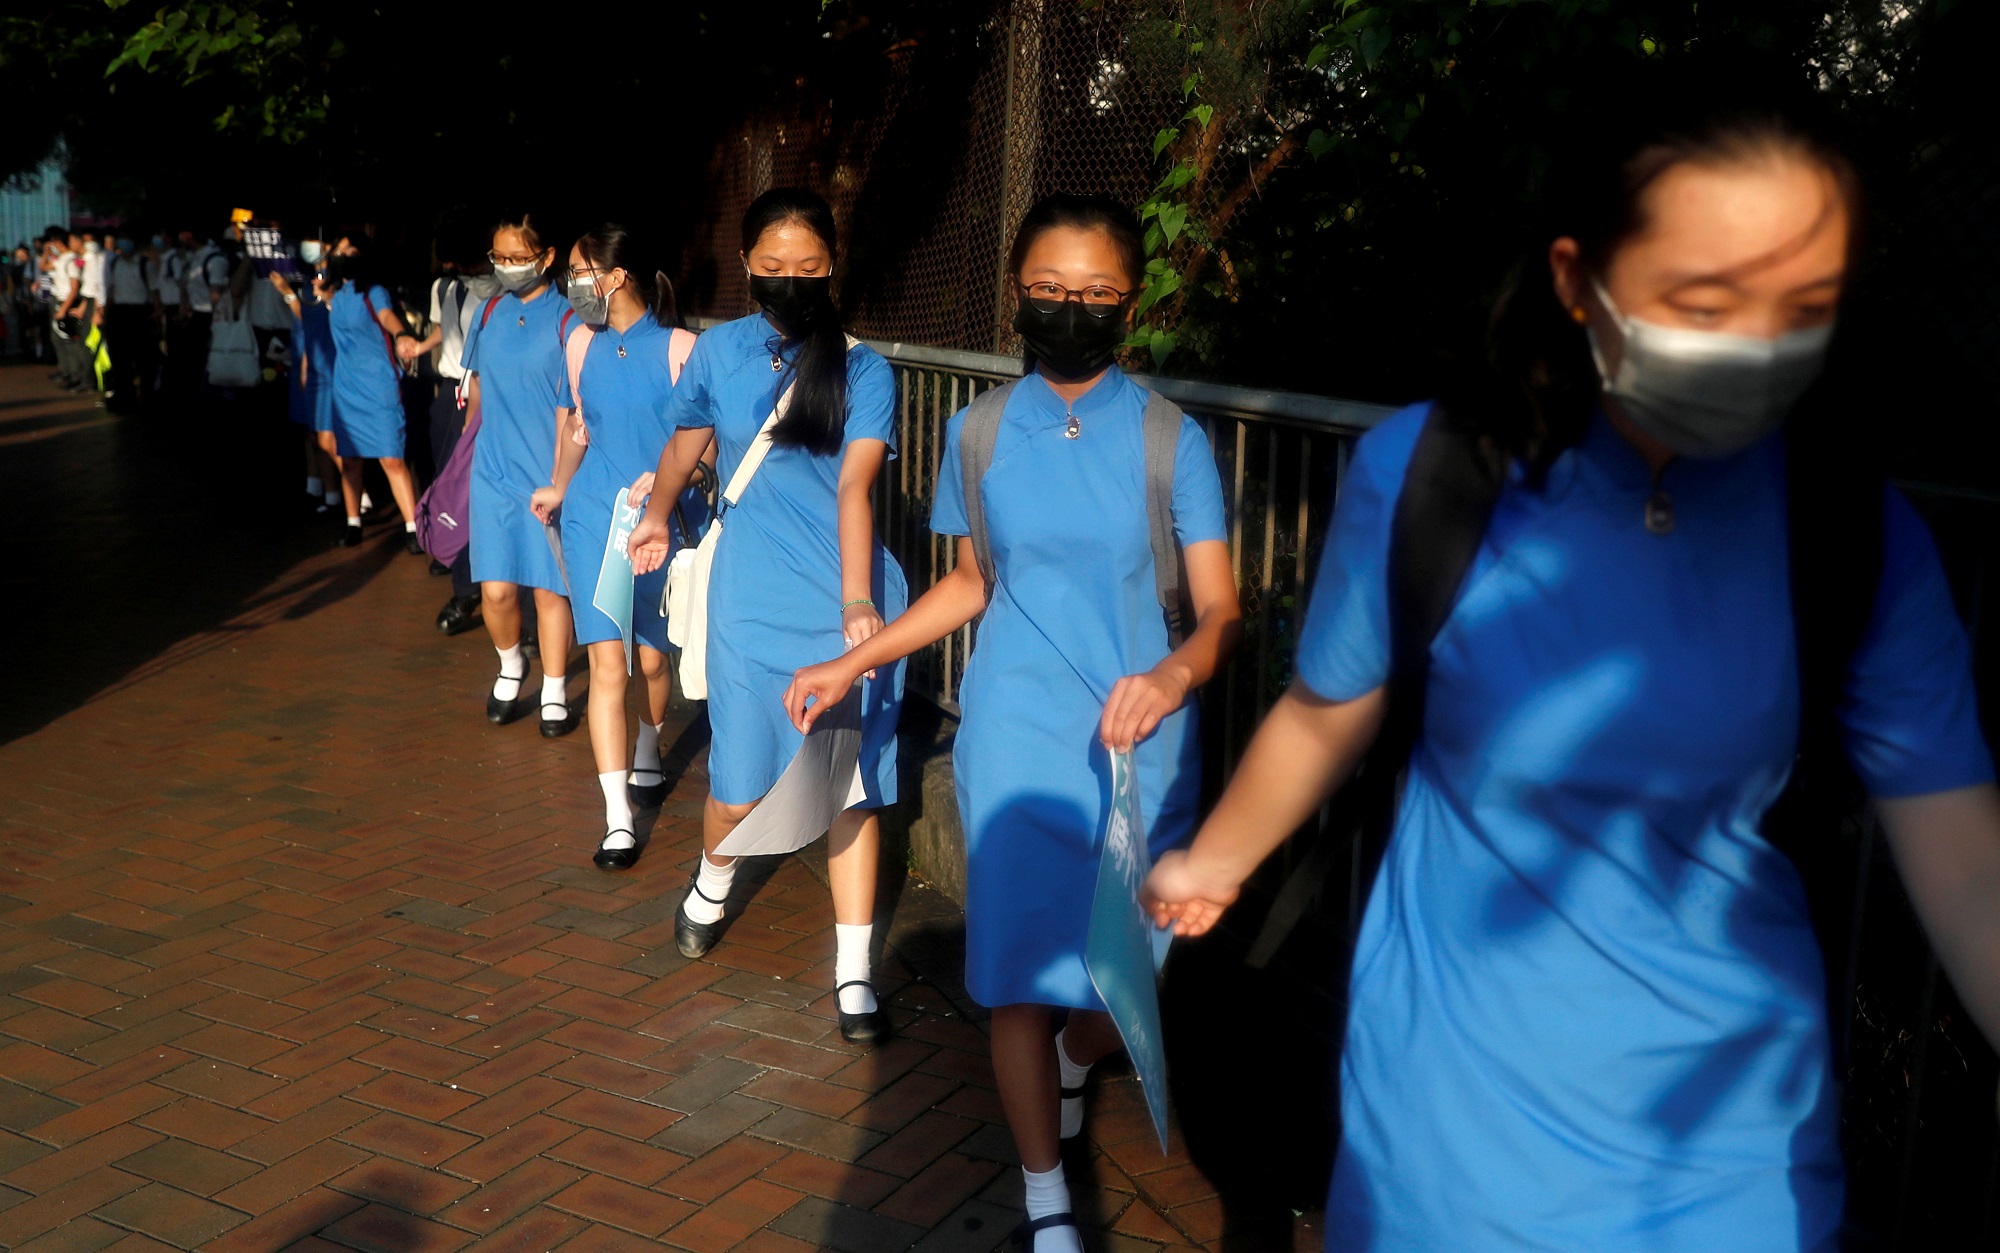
[325,281,404,459]
[931,368,1227,1010]
[1301,405,1993,1252]
[664,313,906,807]
[461,287,568,591]
[286,301,336,432]
[558,313,708,652]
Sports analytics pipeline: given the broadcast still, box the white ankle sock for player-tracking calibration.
[345,514,361,528]
[834,923,877,1015]
[630,721,663,785]
[404,520,416,533]
[492,646,526,701]
[1021,1165,1080,1252]
[598,771,634,848]
[540,674,567,714]
[683,854,735,925]
[360,491,374,512]
[305,474,322,496]
[1056,1028,1092,1140]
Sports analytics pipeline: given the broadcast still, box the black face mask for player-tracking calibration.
[750,274,834,336]
[1014,296,1126,379]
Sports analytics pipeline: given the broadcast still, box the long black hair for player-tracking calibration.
[492,211,556,277]
[1006,194,1146,373]
[743,188,847,456]
[1456,75,1862,481]
[573,223,681,328]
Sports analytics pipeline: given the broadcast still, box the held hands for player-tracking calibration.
[1099,666,1190,753]
[529,486,564,524]
[624,471,655,509]
[1140,849,1242,938]
[396,337,423,362]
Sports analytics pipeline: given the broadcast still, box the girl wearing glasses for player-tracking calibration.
[782,194,1241,1251]
[628,188,906,1046]
[530,225,703,873]
[461,214,576,735]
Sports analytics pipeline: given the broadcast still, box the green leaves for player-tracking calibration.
[1152,126,1180,158]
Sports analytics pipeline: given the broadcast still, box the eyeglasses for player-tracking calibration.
[1018,281,1132,318]
[488,249,546,267]
[561,265,606,285]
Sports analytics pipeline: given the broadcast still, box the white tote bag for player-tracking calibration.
[666,337,858,700]
[205,303,262,389]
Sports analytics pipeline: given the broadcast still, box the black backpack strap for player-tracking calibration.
[1142,390,1187,646]
[1247,402,1508,967]
[958,379,1020,612]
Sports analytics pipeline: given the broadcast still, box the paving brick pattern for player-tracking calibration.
[0,369,1293,1251]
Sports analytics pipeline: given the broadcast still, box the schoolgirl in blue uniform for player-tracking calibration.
[459,215,576,734]
[529,224,704,871]
[1143,103,2000,1251]
[324,247,423,553]
[628,189,907,1047]
[783,195,1242,1252]
[269,258,339,513]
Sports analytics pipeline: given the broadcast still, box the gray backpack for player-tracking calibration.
[958,378,1188,644]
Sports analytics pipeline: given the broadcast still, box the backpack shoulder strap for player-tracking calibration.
[958,378,1021,610]
[668,327,697,384]
[564,320,594,419]
[1245,400,1507,968]
[1141,389,1187,645]
[477,294,503,330]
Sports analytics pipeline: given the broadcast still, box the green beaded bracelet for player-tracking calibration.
[842,599,876,611]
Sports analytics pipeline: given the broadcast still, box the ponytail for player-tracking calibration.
[573,223,681,328]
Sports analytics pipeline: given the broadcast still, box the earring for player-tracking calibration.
[1570,306,1588,325]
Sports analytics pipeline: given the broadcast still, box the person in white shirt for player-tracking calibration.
[48,235,88,392]
[103,236,162,412]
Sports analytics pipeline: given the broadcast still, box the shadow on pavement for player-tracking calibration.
[0,366,397,744]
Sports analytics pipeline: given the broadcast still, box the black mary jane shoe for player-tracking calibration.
[539,702,577,738]
[486,676,531,725]
[403,531,426,556]
[1012,1212,1080,1252]
[338,523,364,548]
[673,887,726,959]
[428,558,450,577]
[835,980,889,1045]
[593,831,639,871]
[626,772,668,810]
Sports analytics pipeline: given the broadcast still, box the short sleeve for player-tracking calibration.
[427,279,443,326]
[842,349,897,456]
[664,332,716,430]
[1292,404,1429,702]
[1171,415,1227,547]
[931,410,969,537]
[461,309,484,376]
[1842,488,1994,797]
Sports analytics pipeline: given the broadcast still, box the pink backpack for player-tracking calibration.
[559,310,696,445]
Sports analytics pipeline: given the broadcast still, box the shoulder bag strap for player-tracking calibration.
[957,378,1020,611]
[1245,400,1507,968]
[723,335,864,513]
[1141,390,1187,645]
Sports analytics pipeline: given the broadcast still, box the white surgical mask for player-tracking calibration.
[1586,280,1833,459]
[299,240,324,266]
[494,260,543,293]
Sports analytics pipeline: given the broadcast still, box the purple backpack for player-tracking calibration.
[414,295,503,564]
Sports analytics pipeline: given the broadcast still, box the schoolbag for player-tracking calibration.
[1245,401,1887,974]
[959,378,1187,644]
[411,296,511,565]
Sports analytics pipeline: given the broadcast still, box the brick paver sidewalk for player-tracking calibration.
[0,369,1252,1252]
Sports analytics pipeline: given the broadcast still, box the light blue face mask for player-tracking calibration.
[299,240,325,266]
[1586,280,1835,459]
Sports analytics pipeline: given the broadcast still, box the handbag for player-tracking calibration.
[205,302,261,388]
[666,336,857,700]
